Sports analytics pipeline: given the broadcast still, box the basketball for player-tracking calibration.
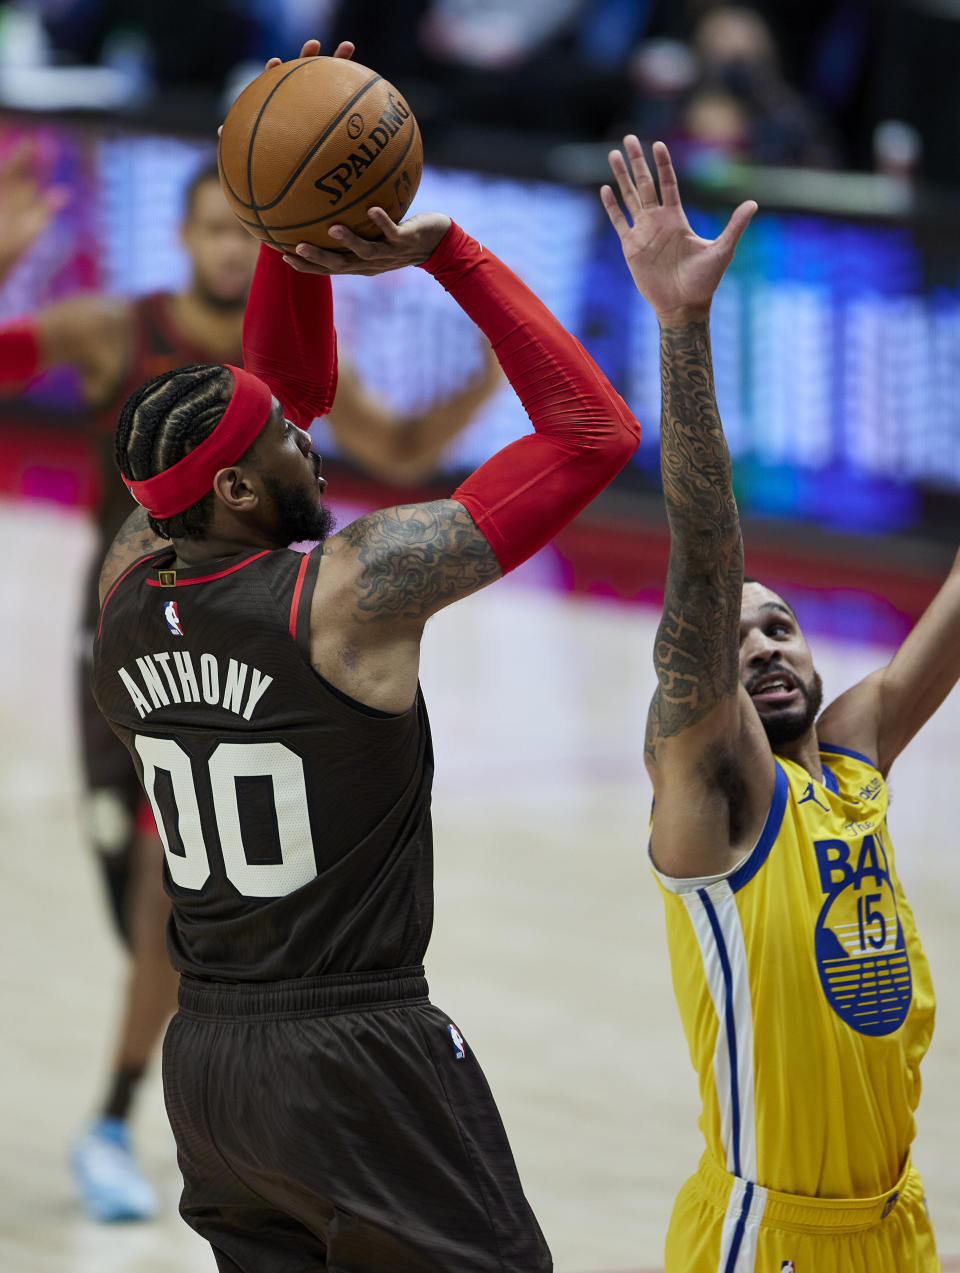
[218,56,423,252]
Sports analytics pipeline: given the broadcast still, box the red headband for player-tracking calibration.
[122,365,273,519]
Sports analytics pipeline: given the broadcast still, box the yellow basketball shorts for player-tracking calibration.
[665,1151,940,1273]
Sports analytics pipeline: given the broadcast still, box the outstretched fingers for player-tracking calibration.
[265,37,352,71]
[651,141,681,207]
[599,183,629,237]
[607,145,645,223]
[715,199,759,258]
[622,135,659,209]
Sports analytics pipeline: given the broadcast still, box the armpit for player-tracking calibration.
[699,742,749,845]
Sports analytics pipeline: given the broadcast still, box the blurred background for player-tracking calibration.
[4,0,960,631]
[2,3,960,1271]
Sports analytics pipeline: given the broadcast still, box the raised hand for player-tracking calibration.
[600,136,756,326]
[0,141,69,286]
[281,209,451,277]
[219,38,356,140]
[264,37,355,71]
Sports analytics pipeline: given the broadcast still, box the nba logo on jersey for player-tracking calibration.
[780,1262,795,1271]
[164,600,184,636]
[447,1024,466,1060]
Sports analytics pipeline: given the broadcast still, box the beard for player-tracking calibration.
[263,473,335,546]
[757,668,824,746]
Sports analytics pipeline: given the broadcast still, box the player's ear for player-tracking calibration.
[213,465,259,513]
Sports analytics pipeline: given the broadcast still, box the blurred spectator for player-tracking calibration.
[329,0,634,141]
[6,0,960,186]
[38,0,257,88]
[419,0,584,69]
[690,5,839,166]
[616,3,840,173]
[622,36,699,146]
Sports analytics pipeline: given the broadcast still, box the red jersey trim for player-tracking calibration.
[144,550,271,588]
[289,551,311,640]
[97,552,166,640]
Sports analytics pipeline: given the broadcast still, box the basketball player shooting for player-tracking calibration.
[89,44,642,1271]
[0,63,500,1222]
[602,135,950,1270]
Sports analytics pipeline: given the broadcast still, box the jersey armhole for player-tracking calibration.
[289,545,324,658]
[650,760,790,895]
[819,741,880,771]
[649,850,752,895]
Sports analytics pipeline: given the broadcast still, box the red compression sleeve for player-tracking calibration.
[419,222,641,573]
[242,243,338,430]
[0,321,40,389]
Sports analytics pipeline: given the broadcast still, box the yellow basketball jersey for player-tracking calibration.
[654,744,935,1199]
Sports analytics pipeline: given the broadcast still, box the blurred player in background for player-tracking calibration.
[603,137,944,1270]
[0,144,68,286]
[0,140,499,1223]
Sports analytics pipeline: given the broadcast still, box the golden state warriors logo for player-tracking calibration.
[814,831,911,1036]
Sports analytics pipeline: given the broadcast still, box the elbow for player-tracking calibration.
[596,416,642,473]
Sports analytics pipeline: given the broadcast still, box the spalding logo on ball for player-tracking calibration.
[218,56,423,251]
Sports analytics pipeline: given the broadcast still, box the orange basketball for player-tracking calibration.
[218,56,423,252]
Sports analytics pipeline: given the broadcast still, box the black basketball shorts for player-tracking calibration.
[162,966,552,1273]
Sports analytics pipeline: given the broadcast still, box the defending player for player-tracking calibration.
[0,108,499,1221]
[601,136,944,1270]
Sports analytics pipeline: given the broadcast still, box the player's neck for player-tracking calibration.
[169,526,287,568]
[169,286,244,359]
[772,728,823,783]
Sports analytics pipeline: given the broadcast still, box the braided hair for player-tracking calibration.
[115,363,234,539]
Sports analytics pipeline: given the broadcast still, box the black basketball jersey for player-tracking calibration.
[92,545,435,982]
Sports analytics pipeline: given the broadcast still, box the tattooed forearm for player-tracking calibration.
[659,322,740,557]
[646,322,743,757]
[339,499,501,622]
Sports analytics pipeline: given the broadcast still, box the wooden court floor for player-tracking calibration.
[1,498,957,1272]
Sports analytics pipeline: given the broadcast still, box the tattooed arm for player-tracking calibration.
[98,505,167,605]
[602,138,772,874]
[333,500,501,622]
[647,319,744,768]
[309,498,501,712]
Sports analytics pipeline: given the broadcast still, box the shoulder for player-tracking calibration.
[815,670,883,770]
[98,507,167,606]
[818,742,886,804]
[319,500,499,623]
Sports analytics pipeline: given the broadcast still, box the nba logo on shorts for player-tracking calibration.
[447,1023,466,1060]
[164,600,184,636]
[780,1262,795,1271]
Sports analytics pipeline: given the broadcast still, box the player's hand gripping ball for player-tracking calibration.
[218,56,423,252]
